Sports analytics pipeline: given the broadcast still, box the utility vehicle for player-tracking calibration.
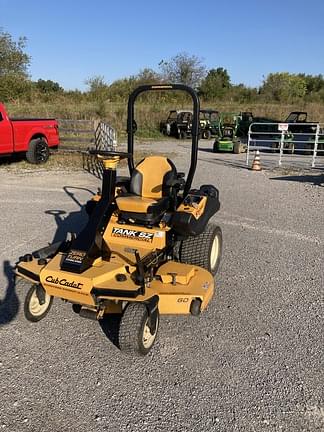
[159,110,193,139]
[199,109,221,139]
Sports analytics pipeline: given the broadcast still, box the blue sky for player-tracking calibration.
[1,0,324,90]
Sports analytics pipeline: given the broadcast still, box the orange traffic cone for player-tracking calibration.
[251,150,262,171]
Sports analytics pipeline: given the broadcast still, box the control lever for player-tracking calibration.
[134,250,145,293]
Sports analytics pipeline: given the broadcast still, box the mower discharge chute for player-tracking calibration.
[16,84,222,357]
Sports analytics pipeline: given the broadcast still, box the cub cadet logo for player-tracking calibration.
[112,227,154,242]
[45,276,83,289]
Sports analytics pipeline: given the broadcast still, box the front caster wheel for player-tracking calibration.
[119,303,159,356]
[24,284,53,322]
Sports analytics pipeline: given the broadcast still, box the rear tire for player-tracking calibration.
[179,224,222,276]
[213,140,219,153]
[26,138,50,164]
[119,303,159,356]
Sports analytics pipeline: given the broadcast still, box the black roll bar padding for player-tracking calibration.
[127,84,200,197]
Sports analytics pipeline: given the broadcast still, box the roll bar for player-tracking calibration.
[127,84,200,196]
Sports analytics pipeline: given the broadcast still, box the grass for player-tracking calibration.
[0,147,177,173]
[6,98,324,140]
[0,151,85,172]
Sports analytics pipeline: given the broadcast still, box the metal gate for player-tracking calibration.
[94,122,117,151]
[246,122,324,168]
[83,122,118,178]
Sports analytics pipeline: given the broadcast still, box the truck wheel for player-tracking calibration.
[202,130,211,139]
[179,224,222,276]
[24,284,53,322]
[26,138,50,164]
[119,302,159,356]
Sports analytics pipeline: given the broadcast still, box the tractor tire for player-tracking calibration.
[26,138,50,164]
[202,130,212,140]
[119,302,159,356]
[179,224,222,276]
[24,284,53,322]
[284,143,295,154]
[213,140,219,153]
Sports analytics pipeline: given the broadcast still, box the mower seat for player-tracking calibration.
[116,156,177,224]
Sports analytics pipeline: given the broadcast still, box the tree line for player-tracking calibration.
[1,29,324,105]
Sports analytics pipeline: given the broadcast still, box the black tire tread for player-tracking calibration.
[26,138,49,164]
[203,130,211,139]
[119,303,153,356]
[179,224,222,275]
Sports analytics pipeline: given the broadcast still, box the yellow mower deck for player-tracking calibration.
[16,254,214,315]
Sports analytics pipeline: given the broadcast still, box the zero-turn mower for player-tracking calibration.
[15,84,222,357]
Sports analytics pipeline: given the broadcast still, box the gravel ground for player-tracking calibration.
[0,141,323,432]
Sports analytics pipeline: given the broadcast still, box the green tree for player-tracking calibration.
[260,72,307,102]
[298,74,324,94]
[228,84,258,103]
[107,76,138,101]
[0,74,32,101]
[36,79,63,93]
[159,52,206,88]
[136,68,161,84]
[0,29,30,76]
[85,75,110,116]
[0,29,31,101]
[85,75,109,101]
[199,67,231,99]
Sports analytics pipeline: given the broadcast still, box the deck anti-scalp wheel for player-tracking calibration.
[119,303,159,356]
[24,284,53,322]
[179,223,222,276]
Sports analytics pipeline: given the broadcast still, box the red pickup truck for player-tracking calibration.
[0,103,60,164]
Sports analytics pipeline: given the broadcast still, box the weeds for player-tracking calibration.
[6,99,324,140]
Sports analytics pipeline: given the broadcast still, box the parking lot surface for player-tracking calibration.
[0,144,323,431]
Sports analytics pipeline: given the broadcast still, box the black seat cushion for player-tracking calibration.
[117,196,170,224]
